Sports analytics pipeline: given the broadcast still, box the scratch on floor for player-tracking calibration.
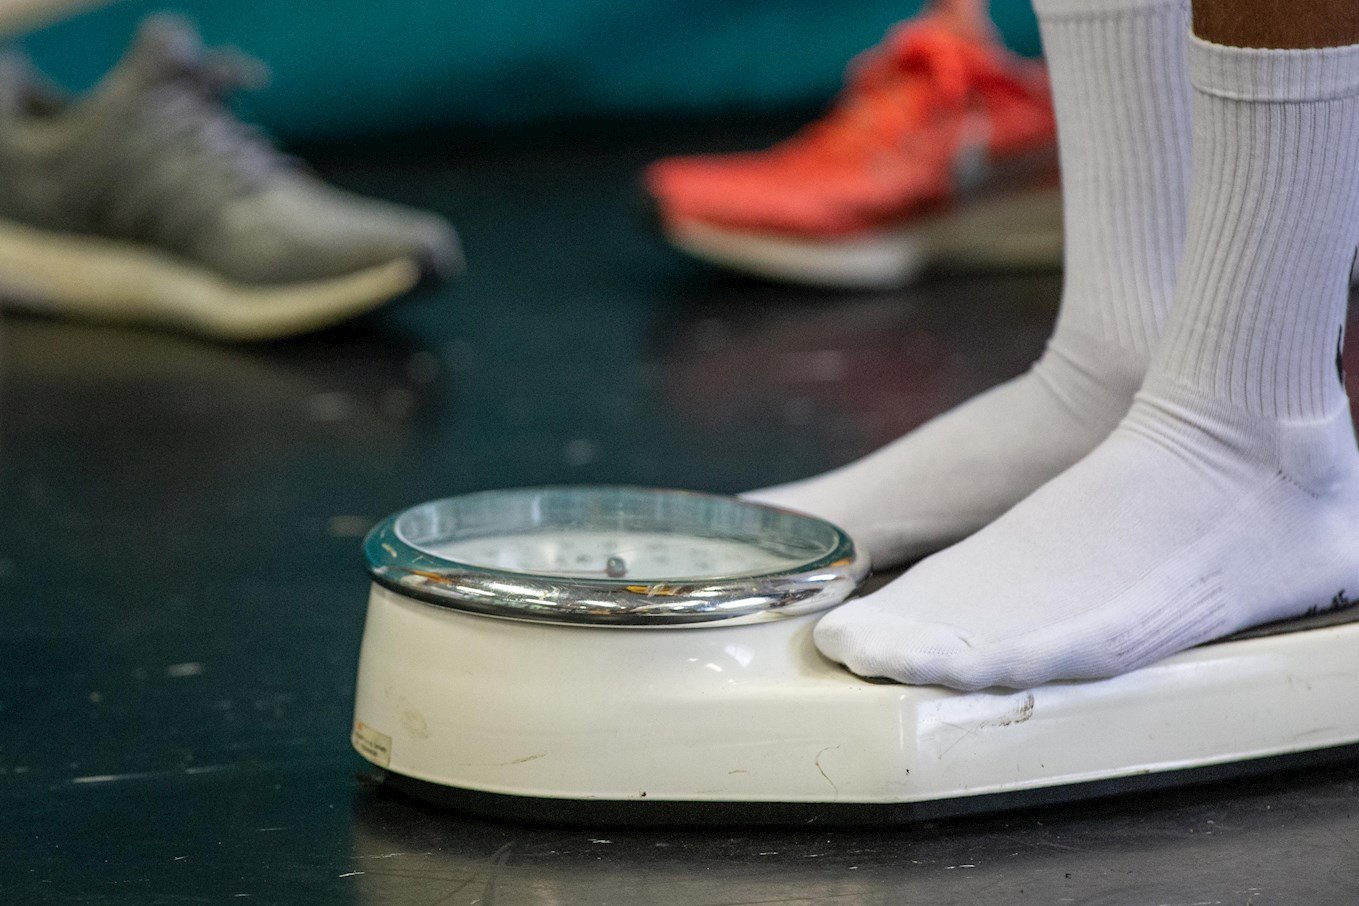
[66,764,232,786]
[478,842,515,906]
[359,851,431,860]
[425,842,515,906]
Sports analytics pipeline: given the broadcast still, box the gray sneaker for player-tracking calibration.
[0,15,461,340]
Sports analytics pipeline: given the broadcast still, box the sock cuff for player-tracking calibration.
[1190,36,1359,102]
[1033,0,1186,23]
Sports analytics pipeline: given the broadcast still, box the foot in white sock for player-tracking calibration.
[747,0,1192,568]
[816,36,1359,691]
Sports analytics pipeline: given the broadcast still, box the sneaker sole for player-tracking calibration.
[662,186,1064,290]
[0,218,426,341]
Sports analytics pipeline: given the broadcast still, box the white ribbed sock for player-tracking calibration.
[745,0,1192,568]
[815,36,1359,691]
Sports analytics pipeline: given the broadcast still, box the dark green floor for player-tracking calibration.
[1,123,1357,904]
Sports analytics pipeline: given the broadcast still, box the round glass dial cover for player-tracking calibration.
[364,486,868,626]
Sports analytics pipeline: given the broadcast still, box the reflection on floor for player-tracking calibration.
[1,121,1356,904]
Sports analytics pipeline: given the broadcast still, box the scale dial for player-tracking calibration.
[364,486,868,627]
[432,531,803,581]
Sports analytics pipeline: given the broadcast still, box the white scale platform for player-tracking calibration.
[353,582,1359,823]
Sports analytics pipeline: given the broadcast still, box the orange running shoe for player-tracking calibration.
[645,0,1061,289]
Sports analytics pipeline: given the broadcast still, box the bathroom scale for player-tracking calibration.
[351,486,1359,824]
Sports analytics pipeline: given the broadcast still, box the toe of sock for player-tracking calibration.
[814,601,998,690]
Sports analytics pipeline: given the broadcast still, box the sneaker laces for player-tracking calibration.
[789,18,1025,162]
[138,46,292,191]
[85,43,300,249]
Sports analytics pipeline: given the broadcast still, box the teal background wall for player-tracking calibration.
[18,0,1041,140]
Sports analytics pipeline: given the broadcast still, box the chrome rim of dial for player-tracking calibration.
[363,486,868,627]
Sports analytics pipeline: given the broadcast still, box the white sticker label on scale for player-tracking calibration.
[352,721,392,767]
